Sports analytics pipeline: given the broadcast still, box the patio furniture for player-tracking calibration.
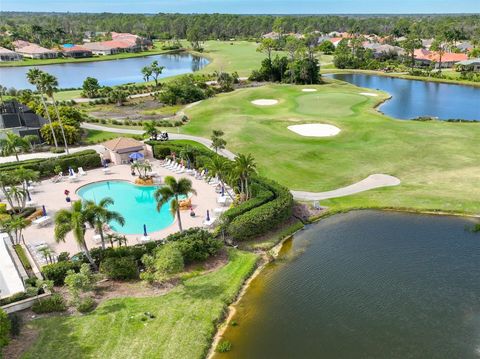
[78,167,87,176]
[213,207,227,216]
[217,196,228,206]
[102,167,111,174]
[139,235,151,242]
[69,175,79,182]
[203,217,217,228]
[33,216,52,227]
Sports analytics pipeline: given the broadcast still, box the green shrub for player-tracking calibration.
[100,256,138,280]
[166,228,222,263]
[216,340,232,353]
[42,260,81,286]
[154,243,184,276]
[0,203,7,213]
[76,297,95,313]
[0,309,10,348]
[13,244,32,270]
[8,313,22,337]
[0,292,30,306]
[31,293,67,314]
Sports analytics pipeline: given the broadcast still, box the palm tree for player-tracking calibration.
[84,197,125,250]
[0,216,29,245]
[54,200,96,269]
[205,156,234,200]
[0,132,29,161]
[23,134,39,152]
[141,65,152,83]
[210,129,226,153]
[41,72,69,153]
[154,176,196,232]
[143,120,158,139]
[7,186,27,213]
[0,171,15,211]
[233,153,257,200]
[26,68,58,148]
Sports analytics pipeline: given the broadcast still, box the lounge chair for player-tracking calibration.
[162,159,171,167]
[139,235,151,243]
[33,216,52,227]
[203,217,217,228]
[196,170,205,180]
[217,196,228,206]
[176,165,185,174]
[69,175,79,182]
[51,172,64,183]
[102,167,111,174]
[78,167,87,176]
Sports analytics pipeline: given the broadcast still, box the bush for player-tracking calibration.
[166,228,222,263]
[100,256,138,280]
[77,297,95,313]
[0,150,101,178]
[31,293,67,314]
[8,313,22,337]
[13,244,32,270]
[154,243,184,276]
[0,309,10,348]
[42,260,81,286]
[216,340,232,353]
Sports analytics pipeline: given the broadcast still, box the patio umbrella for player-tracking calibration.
[129,152,144,161]
[68,167,74,176]
[221,186,225,197]
[143,224,148,237]
[187,158,191,170]
[42,205,47,217]
[206,210,210,222]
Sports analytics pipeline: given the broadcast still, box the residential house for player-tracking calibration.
[13,40,58,59]
[421,39,434,50]
[61,44,92,58]
[364,43,405,58]
[111,32,152,50]
[329,37,344,47]
[414,49,468,68]
[83,40,138,55]
[262,32,280,40]
[0,100,46,140]
[456,58,480,72]
[0,46,22,62]
[456,41,473,53]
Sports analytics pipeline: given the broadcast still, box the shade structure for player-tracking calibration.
[221,186,225,197]
[129,152,144,160]
[143,224,148,237]
[42,205,47,216]
[206,210,210,221]
[69,167,74,176]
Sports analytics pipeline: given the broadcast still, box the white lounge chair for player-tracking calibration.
[176,165,185,174]
[78,167,87,176]
[139,235,151,242]
[217,196,228,206]
[69,175,79,182]
[162,159,171,167]
[51,172,64,183]
[102,167,111,174]
[33,216,52,227]
[196,170,205,180]
[203,217,217,228]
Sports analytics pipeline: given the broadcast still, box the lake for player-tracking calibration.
[0,53,209,90]
[215,211,480,359]
[328,73,480,121]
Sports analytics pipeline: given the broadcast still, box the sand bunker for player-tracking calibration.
[302,88,318,92]
[288,124,340,137]
[359,92,379,97]
[251,99,279,106]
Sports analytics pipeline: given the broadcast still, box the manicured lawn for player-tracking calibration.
[23,250,258,359]
[83,130,140,144]
[182,80,480,214]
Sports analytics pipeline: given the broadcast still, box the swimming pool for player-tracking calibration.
[77,180,175,235]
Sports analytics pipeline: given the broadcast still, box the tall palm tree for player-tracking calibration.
[233,153,257,200]
[205,156,234,200]
[26,68,58,148]
[54,200,96,269]
[0,132,29,161]
[41,72,69,153]
[7,186,27,213]
[0,216,29,245]
[154,176,196,232]
[84,197,125,250]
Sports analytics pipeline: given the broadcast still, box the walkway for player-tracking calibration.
[0,145,104,164]
[291,174,401,201]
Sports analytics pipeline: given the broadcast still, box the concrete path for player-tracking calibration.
[291,174,401,201]
[80,122,236,160]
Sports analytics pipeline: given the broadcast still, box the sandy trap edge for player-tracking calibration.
[288,123,341,137]
[251,99,279,106]
[302,88,318,92]
[359,92,379,97]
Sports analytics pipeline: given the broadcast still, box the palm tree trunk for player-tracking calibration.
[39,94,58,148]
[97,222,105,250]
[175,195,183,232]
[51,94,69,154]
[14,149,19,162]
[245,177,249,200]
[81,241,97,270]
[220,179,234,200]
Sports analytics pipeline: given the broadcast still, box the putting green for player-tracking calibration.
[182,81,480,214]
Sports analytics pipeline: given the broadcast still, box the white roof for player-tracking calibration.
[0,233,25,299]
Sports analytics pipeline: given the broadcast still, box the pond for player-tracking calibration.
[215,211,480,359]
[328,73,480,121]
[0,53,209,90]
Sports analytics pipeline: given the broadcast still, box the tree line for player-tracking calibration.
[1,12,479,49]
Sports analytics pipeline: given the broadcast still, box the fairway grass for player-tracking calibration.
[182,80,480,214]
[23,250,258,359]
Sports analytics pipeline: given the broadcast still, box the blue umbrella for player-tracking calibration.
[68,167,74,176]
[143,224,148,237]
[129,152,144,161]
[42,205,47,217]
[206,210,210,222]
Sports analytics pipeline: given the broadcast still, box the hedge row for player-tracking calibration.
[0,150,102,178]
[149,141,294,242]
[227,177,293,241]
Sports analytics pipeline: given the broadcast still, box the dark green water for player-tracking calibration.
[215,211,480,359]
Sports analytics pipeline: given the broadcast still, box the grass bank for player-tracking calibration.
[181,81,480,214]
[22,249,258,359]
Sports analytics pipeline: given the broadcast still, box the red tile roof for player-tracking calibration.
[414,49,468,63]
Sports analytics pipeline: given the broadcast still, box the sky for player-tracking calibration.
[1,0,479,14]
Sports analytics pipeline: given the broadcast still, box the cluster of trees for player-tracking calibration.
[251,37,320,84]
[1,13,479,44]
[158,75,215,105]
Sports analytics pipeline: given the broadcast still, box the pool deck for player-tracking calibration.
[22,160,221,258]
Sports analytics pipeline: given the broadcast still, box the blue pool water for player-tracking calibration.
[77,180,175,235]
